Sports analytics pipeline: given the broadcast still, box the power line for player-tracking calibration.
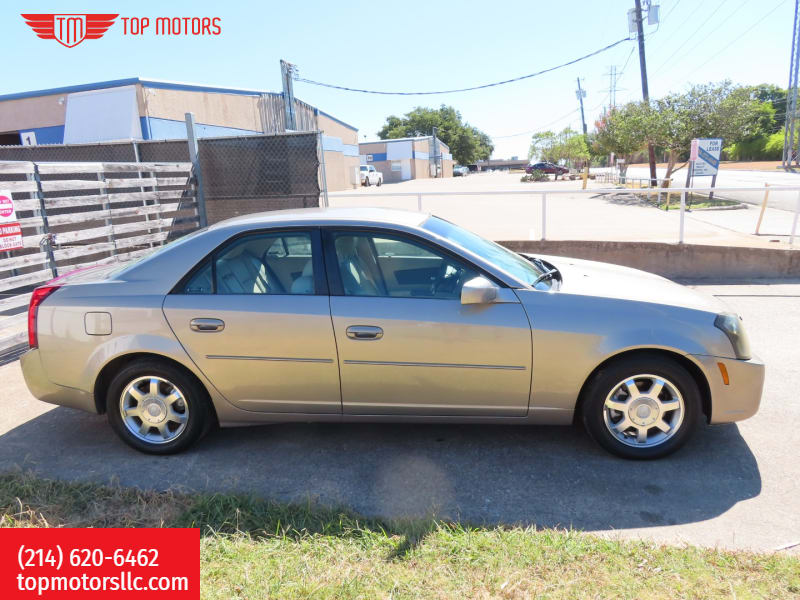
[295,38,630,95]
[489,108,580,139]
[654,0,729,72]
[647,0,684,51]
[662,0,683,22]
[660,0,750,74]
[685,0,789,77]
[656,0,691,55]
[589,92,612,113]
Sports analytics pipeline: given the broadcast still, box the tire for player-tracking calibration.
[581,354,701,460]
[106,359,212,455]
[364,178,370,187]
[376,178,382,187]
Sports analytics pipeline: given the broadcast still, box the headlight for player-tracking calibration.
[714,313,752,360]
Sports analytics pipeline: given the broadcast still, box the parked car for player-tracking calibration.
[526,162,569,177]
[359,164,382,186]
[453,166,469,177]
[21,208,763,459]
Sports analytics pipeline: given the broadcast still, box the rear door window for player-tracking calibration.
[177,231,316,295]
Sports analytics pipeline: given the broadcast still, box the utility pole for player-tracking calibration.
[783,0,800,170]
[431,126,439,177]
[576,78,587,135]
[634,0,658,187]
[607,65,617,109]
[280,59,297,131]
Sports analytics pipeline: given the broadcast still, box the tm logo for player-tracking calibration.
[22,14,118,48]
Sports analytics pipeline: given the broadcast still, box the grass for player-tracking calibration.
[614,187,742,211]
[2,471,799,599]
[657,192,740,211]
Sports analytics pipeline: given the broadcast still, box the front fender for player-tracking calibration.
[516,289,730,412]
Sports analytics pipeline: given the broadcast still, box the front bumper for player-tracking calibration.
[691,354,765,424]
[20,348,97,413]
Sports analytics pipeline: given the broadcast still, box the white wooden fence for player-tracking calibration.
[0,160,197,351]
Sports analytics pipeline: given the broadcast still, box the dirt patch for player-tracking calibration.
[628,161,781,172]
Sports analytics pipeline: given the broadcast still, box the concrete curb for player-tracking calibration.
[498,240,800,280]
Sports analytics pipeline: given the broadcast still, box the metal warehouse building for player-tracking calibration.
[359,136,453,183]
[0,77,360,191]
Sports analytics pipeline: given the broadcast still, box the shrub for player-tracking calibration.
[521,170,548,183]
[764,131,786,157]
[725,132,784,161]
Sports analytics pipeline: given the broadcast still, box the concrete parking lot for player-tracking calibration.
[329,172,800,247]
[624,164,800,212]
[1,282,798,553]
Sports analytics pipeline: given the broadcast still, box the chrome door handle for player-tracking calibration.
[346,325,383,340]
[190,318,225,332]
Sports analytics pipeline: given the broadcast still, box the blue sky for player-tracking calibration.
[2,0,794,159]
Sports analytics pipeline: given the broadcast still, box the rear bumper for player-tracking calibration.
[691,354,765,424]
[20,349,97,414]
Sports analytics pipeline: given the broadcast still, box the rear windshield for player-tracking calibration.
[107,227,209,278]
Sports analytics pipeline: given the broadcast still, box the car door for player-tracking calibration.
[162,228,341,413]
[323,228,532,417]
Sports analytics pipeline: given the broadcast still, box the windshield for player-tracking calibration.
[422,216,543,285]
[108,227,209,278]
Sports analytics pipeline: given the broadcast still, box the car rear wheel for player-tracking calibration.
[106,359,212,454]
[364,177,370,187]
[581,354,701,459]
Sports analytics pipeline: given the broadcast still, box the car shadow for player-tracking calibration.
[0,407,760,532]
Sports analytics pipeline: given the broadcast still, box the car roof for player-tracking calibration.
[209,206,429,230]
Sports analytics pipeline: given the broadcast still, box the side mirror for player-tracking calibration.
[461,276,499,305]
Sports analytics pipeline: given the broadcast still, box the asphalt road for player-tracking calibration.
[1,283,798,553]
[624,166,800,212]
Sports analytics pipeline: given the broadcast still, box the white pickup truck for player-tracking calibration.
[359,164,383,186]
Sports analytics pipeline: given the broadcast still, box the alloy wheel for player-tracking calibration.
[602,374,685,448]
[119,376,189,444]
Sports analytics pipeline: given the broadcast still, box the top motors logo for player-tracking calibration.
[21,13,222,47]
[22,14,118,48]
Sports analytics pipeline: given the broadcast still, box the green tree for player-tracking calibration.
[597,82,770,185]
[528,128,589,169]
[528,131,557,161]
[593,103,647,178]
[378,106,493,165]
[742,84,786,132]
[649,82,767,183]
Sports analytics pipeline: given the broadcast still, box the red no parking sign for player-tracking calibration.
[0,190,23,252]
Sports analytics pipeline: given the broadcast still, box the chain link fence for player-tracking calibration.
[0,128,323,230]
[197,131,320,223]
[0,126,324,354]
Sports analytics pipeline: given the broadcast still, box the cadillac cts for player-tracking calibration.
[21,208,764,459]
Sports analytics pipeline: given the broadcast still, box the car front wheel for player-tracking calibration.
[106,359,212,454]
[581,354,701,459]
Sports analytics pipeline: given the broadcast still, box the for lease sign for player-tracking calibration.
[692,138,722,177]
[0,190,23,251]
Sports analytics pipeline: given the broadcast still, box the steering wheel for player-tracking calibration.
[430,261,465,298]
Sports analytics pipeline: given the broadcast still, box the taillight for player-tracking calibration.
[28,285,60,349]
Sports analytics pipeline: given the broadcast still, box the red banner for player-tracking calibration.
[0,528,199,598]
[0,222,23,251]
